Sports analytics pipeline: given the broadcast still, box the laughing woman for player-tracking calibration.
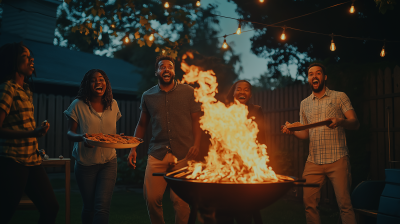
[219,80,266,224]
[64,69,121,224]
[0,42,58,224]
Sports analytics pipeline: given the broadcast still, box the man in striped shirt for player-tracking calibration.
[283,63,359,224]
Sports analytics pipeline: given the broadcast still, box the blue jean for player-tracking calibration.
[74,158,117,224]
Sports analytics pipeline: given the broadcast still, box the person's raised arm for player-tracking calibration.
[0,108,50,139]
[185,111,201,160]
[326,109,359,130]
[66,117,94,148]
[293,129,309,140]
[128,110,150,168]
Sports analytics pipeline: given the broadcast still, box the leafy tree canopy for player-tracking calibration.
[56,1,241,96]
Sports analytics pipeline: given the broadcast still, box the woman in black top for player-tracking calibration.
[217,80,265,224]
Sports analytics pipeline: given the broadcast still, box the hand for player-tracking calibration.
[185,145,199,160]
[33,121,50,137]
[325,117,344,129]
[281,125,294,135]
[127,148,137,169]
[82,133,95,148]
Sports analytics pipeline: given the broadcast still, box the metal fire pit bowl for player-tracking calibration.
[154,170,319,212]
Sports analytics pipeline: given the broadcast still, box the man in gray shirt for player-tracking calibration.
[128,55,201,224]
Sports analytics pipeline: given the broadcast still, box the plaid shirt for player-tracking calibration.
[0,80,41,166]
[300,88,354,164]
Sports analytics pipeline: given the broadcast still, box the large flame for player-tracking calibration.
[180,52,279,183]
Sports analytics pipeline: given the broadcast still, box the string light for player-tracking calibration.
[236,21,241,35]
[164,2,169,8]
[196,1,201,7]
[280,26,286,40]
[330,33,336,51]
[350,1,355,13]
[110,24,115,29]
[222,35,228,49]
[380,40,386,57]
[149,33,155,41]
[123,35,130,44]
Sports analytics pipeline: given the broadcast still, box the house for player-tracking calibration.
[0,0,142,97]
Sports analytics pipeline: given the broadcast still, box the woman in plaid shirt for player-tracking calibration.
[0,42,58,224]
[283,63,359,224]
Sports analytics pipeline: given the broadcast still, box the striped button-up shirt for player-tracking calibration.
[0,80,41,166]
[300,88,354,164]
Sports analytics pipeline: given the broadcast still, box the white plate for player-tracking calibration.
[85,137,143,149]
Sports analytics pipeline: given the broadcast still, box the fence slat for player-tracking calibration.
[37,94,47,150]
[377,69,386,179]
[393,66,400,169]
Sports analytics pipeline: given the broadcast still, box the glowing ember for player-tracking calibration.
[180,52,279,183]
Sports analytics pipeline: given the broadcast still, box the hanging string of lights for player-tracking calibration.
[205,1,399,57]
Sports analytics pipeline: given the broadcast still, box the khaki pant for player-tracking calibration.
[303,156,356,224]
[143,153,190,224]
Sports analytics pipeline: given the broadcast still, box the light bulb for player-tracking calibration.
[222,39,228,49]
[124,36,130,44]
[236,24,241,35]
[330,40,336,51]
[196,1,201,7]
[281,27,286,40]
[259,0,264,2]
[110,24,115,29]
[149,33,154,41]
[380,46,385,57]
[164,2,169,8]
[350,5,355,13]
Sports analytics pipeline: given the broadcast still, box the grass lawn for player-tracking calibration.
[9,178,340,224]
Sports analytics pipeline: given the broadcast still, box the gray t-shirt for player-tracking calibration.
[64,99,122,166]
[140,82,201,160]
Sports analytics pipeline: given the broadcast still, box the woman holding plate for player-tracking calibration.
[64,69,122,224]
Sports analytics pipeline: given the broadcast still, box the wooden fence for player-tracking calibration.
[32,95,149,171]
[363,65,400,180]
[32,65,399,204]
[251,85,336,203]
[251,65,400,204]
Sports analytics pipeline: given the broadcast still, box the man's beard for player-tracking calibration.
[309,78,325,93]
[157,72,174,85]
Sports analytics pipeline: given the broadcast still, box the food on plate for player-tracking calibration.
[285,121,302,128]
[86,133,141,144]
[282,121,302,133]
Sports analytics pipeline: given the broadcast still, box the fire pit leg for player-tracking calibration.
[188,204,198,224]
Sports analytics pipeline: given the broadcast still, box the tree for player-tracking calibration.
[56,1,242,95]
[229,0,400,84]
[114,4,241,98]
[56,0,198,57]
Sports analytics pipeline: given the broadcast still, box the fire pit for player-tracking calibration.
[154,168,319,224]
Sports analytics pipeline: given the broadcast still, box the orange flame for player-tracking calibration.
[180,52,278,183]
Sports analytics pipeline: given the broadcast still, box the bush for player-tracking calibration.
[116,154,147,186]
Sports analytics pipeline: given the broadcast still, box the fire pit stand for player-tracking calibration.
[153,168,319,224]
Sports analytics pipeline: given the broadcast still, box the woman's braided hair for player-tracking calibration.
[75,69,113,110]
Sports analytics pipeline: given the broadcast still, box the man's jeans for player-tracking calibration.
[75,158,117,224]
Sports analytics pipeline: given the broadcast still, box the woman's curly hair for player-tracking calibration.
[75,69,113,110]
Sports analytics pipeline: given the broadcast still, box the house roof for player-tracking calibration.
[0,33,142,95]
